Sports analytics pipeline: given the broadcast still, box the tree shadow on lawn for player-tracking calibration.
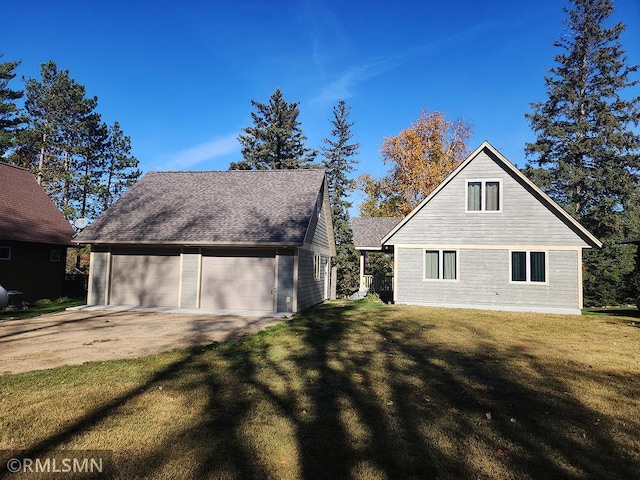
[3,302,639,479]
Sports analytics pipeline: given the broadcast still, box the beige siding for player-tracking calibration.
[180,251,200,308]
[396,247,581,313]
[386,152,591,248]
[88,250,110,305]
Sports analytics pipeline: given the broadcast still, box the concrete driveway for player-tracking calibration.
[0,307,288,375]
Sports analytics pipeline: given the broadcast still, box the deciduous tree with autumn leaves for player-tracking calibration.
[359,109,472,217]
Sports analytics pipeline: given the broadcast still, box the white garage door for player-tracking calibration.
[110,254,180,307]
[200,254,275,311]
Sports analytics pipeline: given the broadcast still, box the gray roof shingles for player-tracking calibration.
[77,169,327,245]
[0,163,74,245]
[352,217,403,249]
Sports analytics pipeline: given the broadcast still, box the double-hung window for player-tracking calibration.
[467,180,501,212]
[511,251,546,283]
[425,250,457,280]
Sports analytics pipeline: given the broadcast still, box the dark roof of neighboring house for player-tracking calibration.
[0,162,74,245]
[352,217,403,250]
[77,169,328,245]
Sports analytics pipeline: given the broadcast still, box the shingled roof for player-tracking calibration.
[0,163,74,245]
[77,169,328,245]
[352,217,403,250]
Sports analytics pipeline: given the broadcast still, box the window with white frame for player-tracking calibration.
[511,251,546,283]
[467,180,501,212]
[313,254,321,280]
[425,250,457,280]
[0,246,10,260]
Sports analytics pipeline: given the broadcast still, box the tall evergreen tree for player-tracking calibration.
[321,100,360,296]
[101,121,140,212]
[0,54,25,158]
[20,61,98,218]
[524,0,640,305]
[230,88,316,170]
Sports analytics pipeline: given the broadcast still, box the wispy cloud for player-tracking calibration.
[311,20,505,106]
[155,134,239,170]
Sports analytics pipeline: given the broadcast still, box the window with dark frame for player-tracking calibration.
[511,251,546,283]
[0,246,10,260]
[50,249,61,262]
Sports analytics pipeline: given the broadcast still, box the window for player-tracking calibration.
[50,249,61,262]
[467,180,501,211]
[425,250,457,280]
[0,246,10,260]
[511,251,546,283]
[314,254,321,280]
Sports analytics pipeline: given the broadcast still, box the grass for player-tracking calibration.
[0,297,85,320]
[0,300,638,479]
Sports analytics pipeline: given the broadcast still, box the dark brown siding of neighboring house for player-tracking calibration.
[0,241,68,302]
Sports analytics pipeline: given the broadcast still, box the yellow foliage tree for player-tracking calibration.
[360,109,472,217]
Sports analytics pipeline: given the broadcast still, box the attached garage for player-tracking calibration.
[200,251,275,311]
[110,250,180,307]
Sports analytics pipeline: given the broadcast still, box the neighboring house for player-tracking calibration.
[76,169,335,314]
[353,141,602,314]
[0,163,75,302]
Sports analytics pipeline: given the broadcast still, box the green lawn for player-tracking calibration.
[0,299,638,479]
[0,297,85,320]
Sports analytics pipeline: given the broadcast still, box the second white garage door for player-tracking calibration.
[200,254,275,311]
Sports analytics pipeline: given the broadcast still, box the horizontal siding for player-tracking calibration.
[0,242,68,302]
[180,252,200,309]
[277,252,295,312]
[89,251,109,305]
[387,152,590,247]
[396,247,580,311]
[297,248,326,311]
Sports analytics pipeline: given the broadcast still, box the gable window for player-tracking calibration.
[425,250,457,280]
[511,251,546,283]
[50,249,61,262]
[467,180,501,212]
[0,246,10,260]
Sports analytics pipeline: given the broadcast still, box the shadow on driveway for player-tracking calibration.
[0,308,287,375]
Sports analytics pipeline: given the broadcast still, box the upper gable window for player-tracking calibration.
[467,180,501,212]
[0,246,10,260]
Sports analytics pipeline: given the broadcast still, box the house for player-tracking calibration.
[353,141,602,315]
[0,163,75,302]
[75,169,335,314]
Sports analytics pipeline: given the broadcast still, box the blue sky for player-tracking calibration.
[4,0,640,211]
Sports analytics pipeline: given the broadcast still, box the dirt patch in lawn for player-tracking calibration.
[0,309,285,375]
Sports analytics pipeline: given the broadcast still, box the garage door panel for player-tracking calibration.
[201,255,274,311]
[110,254,180,307]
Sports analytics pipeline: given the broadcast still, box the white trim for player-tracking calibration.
[391,243,583,251]
[178,253,184,308]
[394,301,582,316]
[423,249,459,282]
[508,249,549,285]
[381,141,601,249]
[465,178,503,213]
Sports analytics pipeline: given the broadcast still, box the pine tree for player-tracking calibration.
[321,100,360,296]
[0,54,25,158]
[525,0,640,305]
[20,61,99,218]
[101,121,140,212]
[230,88,316,170]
